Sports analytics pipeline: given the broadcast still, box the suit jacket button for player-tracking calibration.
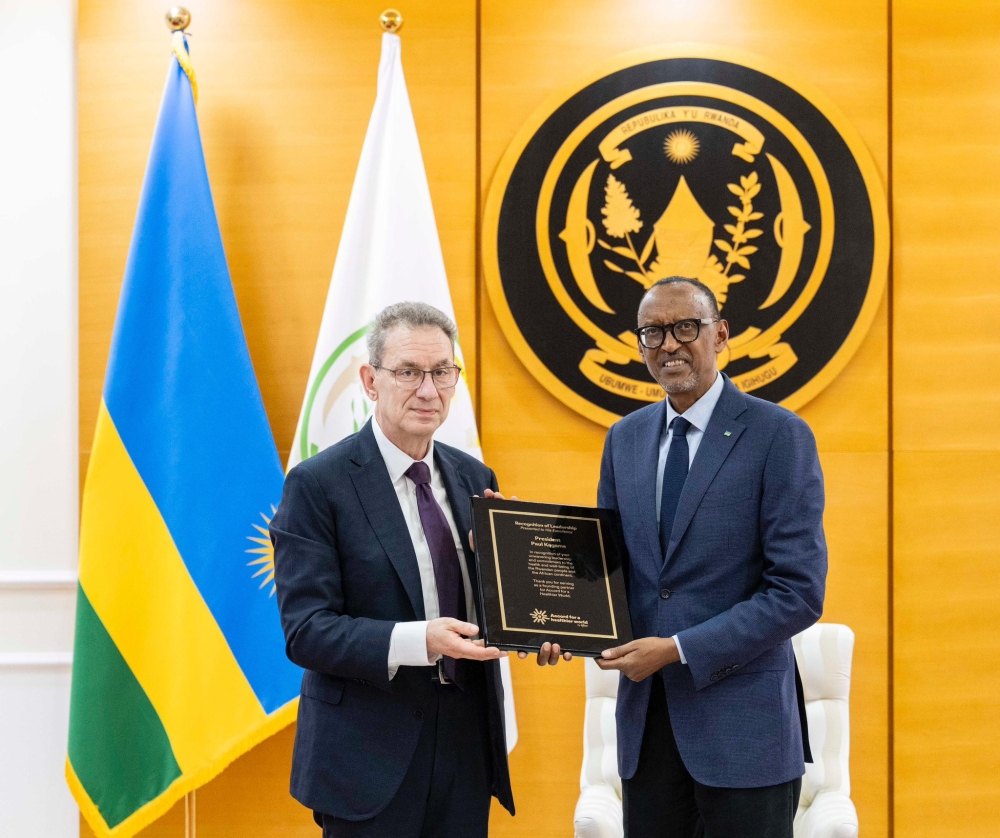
[709,673,719,682]
[659,589,671,600]
[414,709,424,720]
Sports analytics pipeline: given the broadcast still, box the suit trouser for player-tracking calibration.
[623,675,801,838]
[319,672,493,838]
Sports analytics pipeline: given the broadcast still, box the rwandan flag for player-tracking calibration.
[67,34,300,838]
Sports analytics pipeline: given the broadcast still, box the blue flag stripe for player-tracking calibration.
[103,56,300,713]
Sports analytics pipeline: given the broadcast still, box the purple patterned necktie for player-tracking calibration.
[405,461,466,685]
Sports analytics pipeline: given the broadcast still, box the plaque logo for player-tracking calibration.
[531,608,549,625]
[483,45,889,426]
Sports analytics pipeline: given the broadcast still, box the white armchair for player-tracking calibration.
[573,623,858,838]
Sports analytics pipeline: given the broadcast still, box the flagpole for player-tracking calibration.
[184,790,197,838]
[167,16,196,838]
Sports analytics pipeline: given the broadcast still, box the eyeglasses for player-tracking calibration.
[374,365,462,390]
[633,319,719,349]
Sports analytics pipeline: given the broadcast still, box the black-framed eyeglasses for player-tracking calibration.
[633,319,719,349]
[374,365,463,390]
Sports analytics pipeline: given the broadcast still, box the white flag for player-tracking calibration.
[289,32,517,751]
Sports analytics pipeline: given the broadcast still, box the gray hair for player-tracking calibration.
[366,301,458,366]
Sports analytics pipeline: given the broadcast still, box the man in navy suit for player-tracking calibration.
[595,277,827,837]
[270,302,565,838]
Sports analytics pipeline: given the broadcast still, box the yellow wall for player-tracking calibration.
[893,1,1000,833]
[76,1,999,836]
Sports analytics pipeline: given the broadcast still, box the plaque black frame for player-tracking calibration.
[470,497,633,657]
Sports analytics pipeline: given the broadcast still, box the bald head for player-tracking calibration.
[640,276,720,319]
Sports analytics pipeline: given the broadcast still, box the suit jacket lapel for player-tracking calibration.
[633,400,667,564]
[665,378,748,563]
[348,421,426,620]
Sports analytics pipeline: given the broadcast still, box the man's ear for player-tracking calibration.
[359,363,378,400]
[714,319,730,352]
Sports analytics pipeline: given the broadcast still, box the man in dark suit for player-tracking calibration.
[271,302,564,837]
[594,277,827,838]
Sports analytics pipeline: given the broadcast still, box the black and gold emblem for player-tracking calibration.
[483,45,889,425]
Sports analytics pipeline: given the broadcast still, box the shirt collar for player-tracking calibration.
[665,370,725,433]
[372,415,436,484]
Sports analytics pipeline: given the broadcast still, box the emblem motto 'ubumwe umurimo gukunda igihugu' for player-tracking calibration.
[484,46,889,426]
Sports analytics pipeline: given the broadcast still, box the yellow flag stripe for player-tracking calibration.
[79,402,266,774]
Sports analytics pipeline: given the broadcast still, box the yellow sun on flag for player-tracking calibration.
[664,129,700,164]
[246,505,278,597]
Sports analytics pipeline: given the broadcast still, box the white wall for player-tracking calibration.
[0,0,80,835]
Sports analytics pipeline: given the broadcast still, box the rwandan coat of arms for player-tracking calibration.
[483,45,889,426]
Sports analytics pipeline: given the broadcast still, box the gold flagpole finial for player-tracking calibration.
[165,6,198,104]
[166,7,191,32]
[380,9,403,33]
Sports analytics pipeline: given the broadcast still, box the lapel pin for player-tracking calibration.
[724,430,732,437]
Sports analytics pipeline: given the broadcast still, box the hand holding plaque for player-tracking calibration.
[470,496,633,657]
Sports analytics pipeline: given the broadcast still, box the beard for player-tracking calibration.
[658,367,699,394]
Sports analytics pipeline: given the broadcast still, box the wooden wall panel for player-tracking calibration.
[480,1,889,835]
[893,0,1000,453]
[820,453,889,836]
[893,2,1000,833]
[893,454,1000,834]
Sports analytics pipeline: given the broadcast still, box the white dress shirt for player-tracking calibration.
[373,416,477,679]
[654,371,726,665]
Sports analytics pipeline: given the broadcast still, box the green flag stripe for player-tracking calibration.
[68,584,182,829]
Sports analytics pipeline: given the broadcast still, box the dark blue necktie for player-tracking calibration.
[405,461,467,685]
[659,417,692,556]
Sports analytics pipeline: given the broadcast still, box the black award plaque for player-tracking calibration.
[470,497,633,657]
